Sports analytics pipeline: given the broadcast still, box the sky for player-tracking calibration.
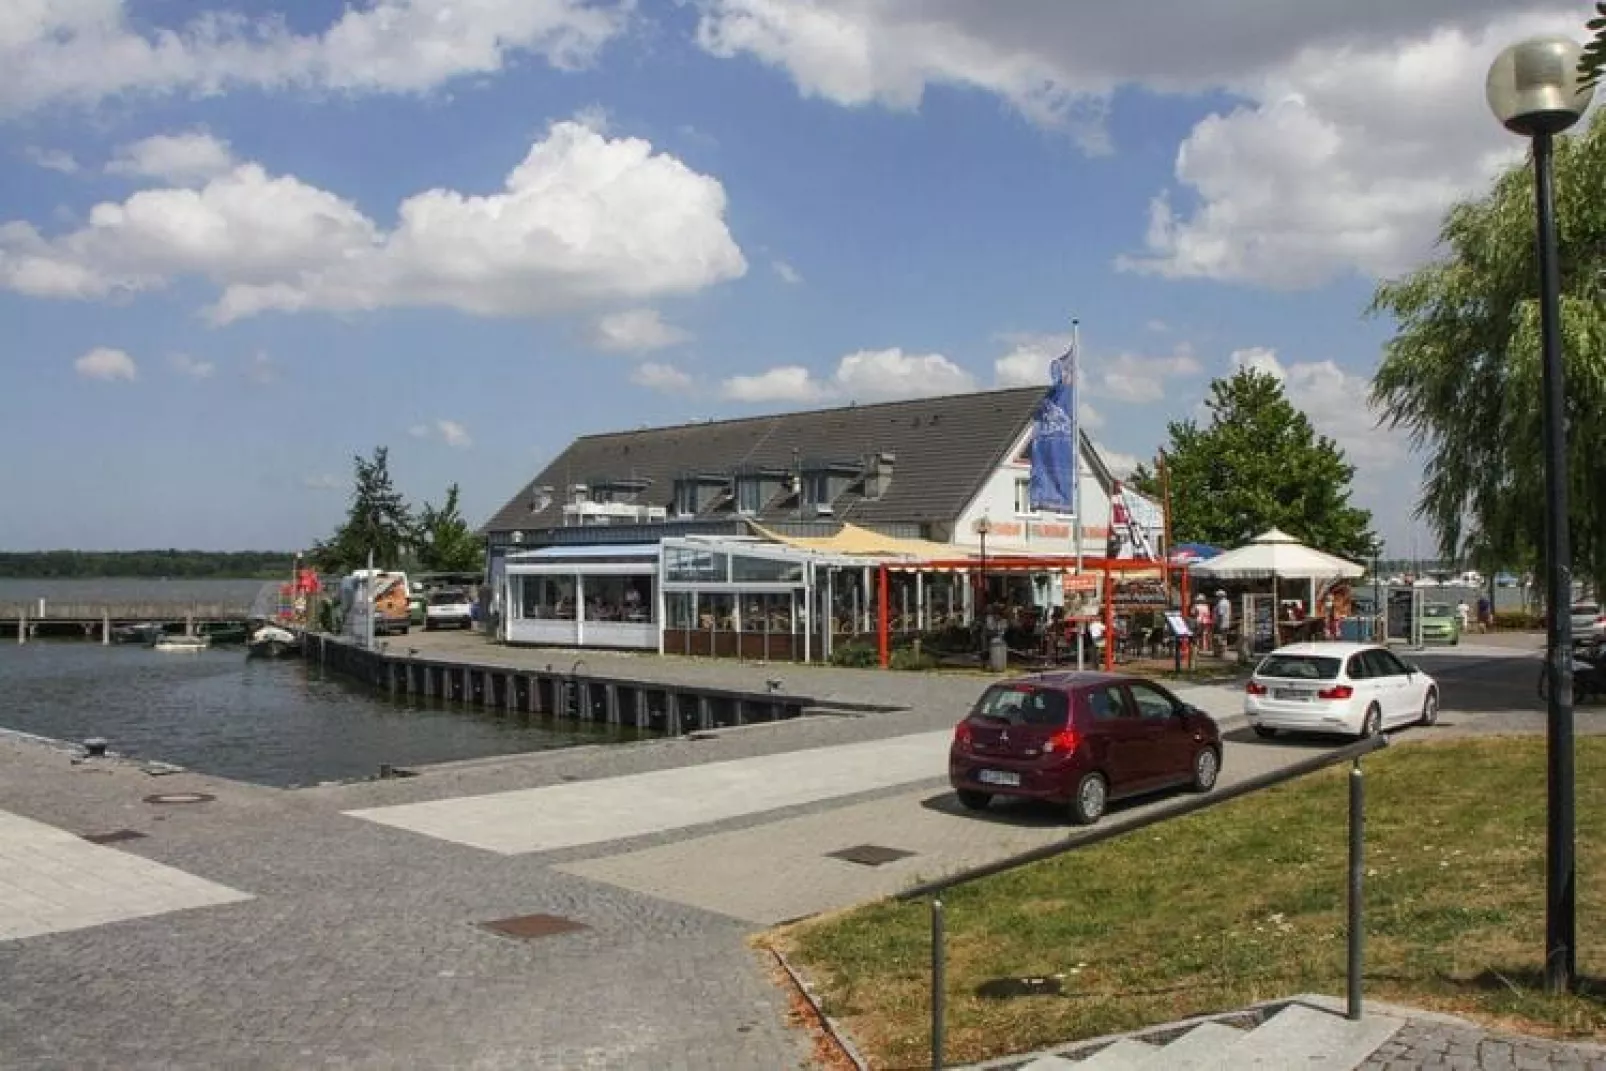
[0,0,1580,557]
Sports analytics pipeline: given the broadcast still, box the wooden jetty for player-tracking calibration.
[0,600,252,642]
[306,633,822,736]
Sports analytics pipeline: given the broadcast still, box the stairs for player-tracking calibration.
[1014,1001,1403,1071]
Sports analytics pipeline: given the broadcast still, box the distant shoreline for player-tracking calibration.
[0,550,297,581]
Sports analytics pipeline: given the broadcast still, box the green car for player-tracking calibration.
[1420,603,1461,645]
[409,594,427,626]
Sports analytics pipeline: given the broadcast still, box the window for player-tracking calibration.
[520,576,575,620]
[673,479,699,517]
[1256,654,1340,680]
[665,546,728,582]
[736,477,765,515]
[801,471,831,507]
[1347,654,1372,680]
[665,592,697,630]
[731,554,804,583]
[699,592,735,631]
[1084,686,1130,722]
[739,592,793,632]
[1363,649,1408,678]
[1014,477,1036,516]
[1127,682,1177,721]
[973,685,1070,726]
[582,575,654,623]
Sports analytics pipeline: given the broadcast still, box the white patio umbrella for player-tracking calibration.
[1189,528,1364,646]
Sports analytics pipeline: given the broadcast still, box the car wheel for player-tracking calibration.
[1360,703,1382,739]
[1419,689,1439,727]
[1252,724,1278,739]
[1069,772,1107,826]
[956,789,992,812]
[1190,747,1220,792]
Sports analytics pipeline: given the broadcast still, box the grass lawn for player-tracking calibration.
[772,737,1606,1069]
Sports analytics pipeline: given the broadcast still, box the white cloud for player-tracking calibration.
[1227,346,1402,470]
[24,146,78,173]
[1090,345,1202,404]
[589,308,690,353]
[1078,401,1105,431]
[108,131,234,184]
[694,2,1574,285]
[722,347,978,403]
[167,352,214,378]
[410,418,472,447]
[991,332,1072,388]
[1097,445,1140,478]
[631,361,695,393]
[243,351,278,385]
[0,121,747,321]
[772,259,802,284]
[73,346,135,381]
[0,0,631,117]
[721,364,828,403]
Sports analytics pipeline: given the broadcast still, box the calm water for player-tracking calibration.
[0,640,647,788]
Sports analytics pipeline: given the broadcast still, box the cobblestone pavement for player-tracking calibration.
[1361,1017,1606,1070]
[2,635,1602,1070]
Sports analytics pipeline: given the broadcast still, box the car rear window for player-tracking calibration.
[429,591,467,606]
[973,685,1070,726]
[1256,655,1341,680]
[1574,604,1600,616]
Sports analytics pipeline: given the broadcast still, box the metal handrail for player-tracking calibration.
[906,732,1389,1069]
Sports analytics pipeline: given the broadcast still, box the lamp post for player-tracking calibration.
[974,516,993,654]
[1486,33,1593,994]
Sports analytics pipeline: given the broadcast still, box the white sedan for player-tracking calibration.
[1244,641,1439,739]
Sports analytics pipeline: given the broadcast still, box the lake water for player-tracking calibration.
[0,635,646,789]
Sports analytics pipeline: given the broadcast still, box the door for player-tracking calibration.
[1361,648,1413,725]
[1125,681,1193,786]
[1082,684,1144,793]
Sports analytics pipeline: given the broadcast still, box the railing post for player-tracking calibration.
[931,896,946,1070]
[1347,758,1365,1021]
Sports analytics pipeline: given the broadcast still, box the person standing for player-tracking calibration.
[1213,589,1232,655]
[1191,594,1213,651]
[1476,594,1492,632]
[1457,598,1471,635]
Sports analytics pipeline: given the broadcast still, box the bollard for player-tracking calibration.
[17,610,25,645]
[930,897,946,1070]
[102,609,111,646]
[1347,759,1365,1020]
[988,635,1007,673]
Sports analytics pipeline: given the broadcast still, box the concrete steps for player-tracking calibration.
[1015,1001,1403,1071]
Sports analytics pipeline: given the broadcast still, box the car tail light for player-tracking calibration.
[1043,728,1080,754]
[953,722,973,748]
[1245,680,1267,696]
[1317,684,1354,700]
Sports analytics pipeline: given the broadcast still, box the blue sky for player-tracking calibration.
[0,0,1578,555]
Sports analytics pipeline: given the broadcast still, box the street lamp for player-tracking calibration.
[974,515,993,654]
[1486,33,1593,994]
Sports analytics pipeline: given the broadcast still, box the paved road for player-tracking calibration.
[1,634,1600,1069]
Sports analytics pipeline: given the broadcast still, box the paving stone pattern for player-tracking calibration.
[1361,1019,1606,1070]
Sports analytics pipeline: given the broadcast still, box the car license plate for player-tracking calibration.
[977,769,1021,787]
[1274,688,1311,701]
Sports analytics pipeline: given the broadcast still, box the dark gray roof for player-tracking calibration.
[483,387,1050,535]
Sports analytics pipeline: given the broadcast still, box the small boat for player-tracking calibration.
[153,634,210,653]
[112,622,166,644]
[197,621,249,645]
[246,625,301,659]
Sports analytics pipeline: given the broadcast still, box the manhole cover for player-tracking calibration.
[142,792,215,805]
[827,844,916,867]
[82,829,147,845]
[479,914,589,940]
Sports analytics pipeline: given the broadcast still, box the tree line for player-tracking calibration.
[0,550,296,579]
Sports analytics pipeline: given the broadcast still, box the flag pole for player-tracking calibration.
[1071,318,1084,672]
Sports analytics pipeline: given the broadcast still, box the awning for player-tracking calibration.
[507,543,661,561]
[744,521,973,561]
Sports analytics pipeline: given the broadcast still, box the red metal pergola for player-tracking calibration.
[875,555,1169,670]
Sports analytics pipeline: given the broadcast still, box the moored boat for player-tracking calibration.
[153,634,210,653]
[246,625,301,659]
[112,622,166,644]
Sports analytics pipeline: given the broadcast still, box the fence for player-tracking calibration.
[896,733,1390,1069]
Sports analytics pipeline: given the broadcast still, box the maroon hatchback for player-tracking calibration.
[949,672,1223,825]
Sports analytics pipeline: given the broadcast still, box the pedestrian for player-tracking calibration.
[1191,594,1213,651]
[1456,598,1471,635]
[1213,589,1232,655]
[1477,594,1492,632]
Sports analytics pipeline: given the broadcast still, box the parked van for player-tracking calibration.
[340,570,412,637]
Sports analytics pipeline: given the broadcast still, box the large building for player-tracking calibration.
[481,386,1163,659]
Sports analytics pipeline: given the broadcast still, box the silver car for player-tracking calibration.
[1571,602,1605,642]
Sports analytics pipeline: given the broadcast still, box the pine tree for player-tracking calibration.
[310,447,415,573]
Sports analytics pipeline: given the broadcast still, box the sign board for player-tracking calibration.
[1112,578,1168,610]
[1164,611,1192,638]
[1063,574,1102,594]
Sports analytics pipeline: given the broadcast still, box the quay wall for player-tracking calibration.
[307,633,817,736]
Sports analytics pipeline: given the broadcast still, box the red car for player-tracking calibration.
[949,671,1222,825]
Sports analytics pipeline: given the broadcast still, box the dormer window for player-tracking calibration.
[736,476,765,514]
[801,471,831,508]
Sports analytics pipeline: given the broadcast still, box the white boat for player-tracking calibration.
[153,634,210,653]
[246,625,301,659]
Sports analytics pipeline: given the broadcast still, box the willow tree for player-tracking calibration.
[1369,116,1606,599]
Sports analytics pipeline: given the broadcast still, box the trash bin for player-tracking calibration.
[989,636,1008,673]
[1339,615,1369,643]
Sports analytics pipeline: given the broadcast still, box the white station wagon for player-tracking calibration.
[1244,642,1439,739]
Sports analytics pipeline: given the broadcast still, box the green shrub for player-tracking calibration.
[889,644,937,671]
[1492,610,1542,631]
[830,641,878,667]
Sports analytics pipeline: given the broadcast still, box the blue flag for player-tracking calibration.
[1028,342,1077,515]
